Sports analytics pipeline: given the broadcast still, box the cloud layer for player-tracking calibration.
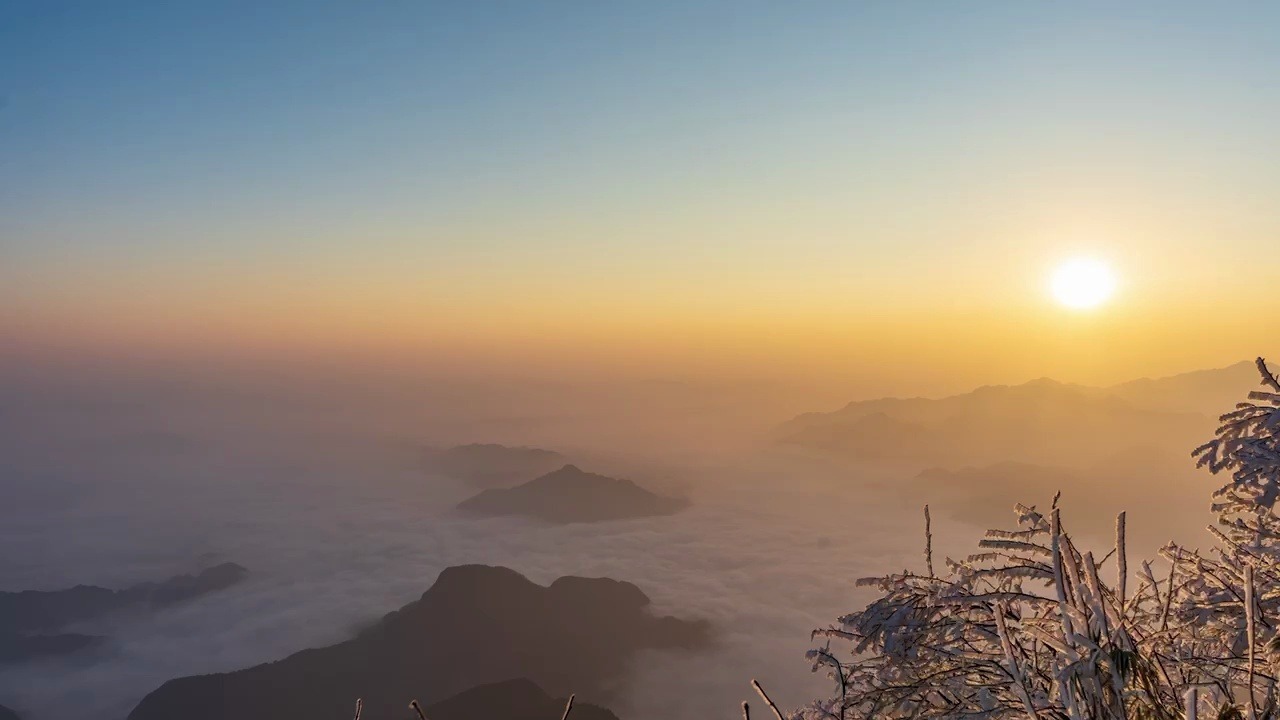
[1,411,945,720]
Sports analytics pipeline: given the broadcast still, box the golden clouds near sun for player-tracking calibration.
[1050,258,1116,310]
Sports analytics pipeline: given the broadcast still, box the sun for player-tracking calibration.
[1050,258,1116,309]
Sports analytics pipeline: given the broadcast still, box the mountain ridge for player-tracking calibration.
[458,465,688,523]
[0,563,248,665]
[127,564,710,720]
[774,363,1252,467]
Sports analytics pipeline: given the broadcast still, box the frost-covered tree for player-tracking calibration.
[1195,358,1280,550]
[794,358,1280,720]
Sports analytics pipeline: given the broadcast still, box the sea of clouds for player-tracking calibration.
[0,374,985,720]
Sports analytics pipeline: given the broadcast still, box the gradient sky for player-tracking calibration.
[3,1,1279,391]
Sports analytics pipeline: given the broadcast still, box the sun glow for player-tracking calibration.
[1050,258,1116,310]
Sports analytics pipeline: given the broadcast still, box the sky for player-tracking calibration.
[3,1,1279,392]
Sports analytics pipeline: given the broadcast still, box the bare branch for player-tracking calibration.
[752,679,787,720]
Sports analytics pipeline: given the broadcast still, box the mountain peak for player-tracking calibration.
[127,565,708,720]
[458,465,686,523]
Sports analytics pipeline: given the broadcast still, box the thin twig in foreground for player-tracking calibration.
[752,679,787,720]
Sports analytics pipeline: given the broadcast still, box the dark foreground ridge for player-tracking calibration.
[0,563,248,664]
[458,464,688,523]
[0,703,19,720]
[426,679,618,720]
[128,564,710,720]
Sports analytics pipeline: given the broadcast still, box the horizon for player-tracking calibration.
[6,2,1280,394]
[4,5,1279,720]
[2,338,1269,409]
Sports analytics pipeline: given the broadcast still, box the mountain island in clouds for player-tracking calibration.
[5,4,1277,720]
[457,465,688,523]
[127,565,708,720]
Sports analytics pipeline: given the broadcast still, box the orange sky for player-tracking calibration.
[6,4,1279,397]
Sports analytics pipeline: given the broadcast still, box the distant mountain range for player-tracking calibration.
[776,361,1257,467]
[0,563,247,665]
[1,563,248,635]
[1107,361,1258,415]
[127,564,709,720]
[424,443,568,487]
[458,464,688,523]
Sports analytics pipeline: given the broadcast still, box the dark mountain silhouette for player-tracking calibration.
[0,585,119,635]
[1,563,248,635]
[425,679,618,720]
[128,565,710,720]
[424,443,568,487]
[0,632,102,665]
[458,465,687,523]
[777,375,1209,468]
[0,703,19,720]
[0,563,246,664]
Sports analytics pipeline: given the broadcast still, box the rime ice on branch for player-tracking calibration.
[794,357,1280,720]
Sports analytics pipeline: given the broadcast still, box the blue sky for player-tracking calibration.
[5,1,1275,249]
[3,1,1279,383]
